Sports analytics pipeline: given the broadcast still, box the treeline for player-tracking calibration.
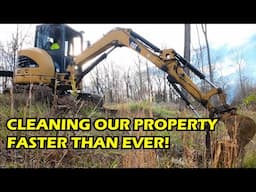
[0,24,255,110]
[86,57,179,104]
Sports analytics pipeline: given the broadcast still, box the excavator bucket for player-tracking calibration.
[221,114,256,151]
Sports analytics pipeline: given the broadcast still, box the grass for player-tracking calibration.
[238,109,256,168]
[127,101,178,118]
[243,152,256,168]
[1,93,256,168]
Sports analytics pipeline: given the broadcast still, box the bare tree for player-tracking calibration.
[136,56,144,100]
[94,66,102,95]
[195,24,204,73]
[194,24,208,92]
[0,24,34,91]
[123,67,131,99]
[232,49,247,100]
[201,24,213,83]
[152,67,164,102]
[180,24,191,110]
[110,62,122,102]
[0,24,34,71]
[163,71,167,102]
[184,24,191,76]
[145,61,153,100]
[89,61,107,96]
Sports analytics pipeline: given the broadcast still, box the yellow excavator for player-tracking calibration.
[9,24,256,158]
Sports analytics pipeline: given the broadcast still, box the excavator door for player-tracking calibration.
[34,24,84,73]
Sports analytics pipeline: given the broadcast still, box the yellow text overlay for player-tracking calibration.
[70,136,170,149]
[5,118,219,149]
[6,118,218,131]
[7,136,68,149]
[6,136,171,149]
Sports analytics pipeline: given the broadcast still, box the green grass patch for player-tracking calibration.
[152,104,177,118]
[243,152,256,168]
[126,101,177,118]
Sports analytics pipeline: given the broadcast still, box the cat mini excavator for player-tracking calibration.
[11,24,256,156]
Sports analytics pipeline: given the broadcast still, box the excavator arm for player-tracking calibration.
[71,27,230,117]
[69,27,256,157]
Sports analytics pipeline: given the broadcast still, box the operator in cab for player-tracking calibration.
[50,38,61,50]
[49,38,61,72]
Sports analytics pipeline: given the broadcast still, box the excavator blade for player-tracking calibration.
[77,93,104,108]
[221,114,256,150]
[76,93,118,115]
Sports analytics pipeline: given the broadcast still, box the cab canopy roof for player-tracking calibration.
[36,24,82,39]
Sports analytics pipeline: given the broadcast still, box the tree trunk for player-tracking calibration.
[136,56,144,100]
[163,72,167,102]
[95,67,101,95]
[184,24,191,76]
[201,24,213,83]
[145,61,152,101]
[180,24,191,110]
[238,62,246,99]
[196,24,206,92]
[124,70,130,99]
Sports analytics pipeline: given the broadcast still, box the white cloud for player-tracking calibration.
[215,56,246,77]
[200,24,256,49]
[190,24,256,58]
[2,23,255,56]
[2,23,256,52]
[0,24,255,79]
[70,24,185,53]
[0,24,35,45]
[69,24,185,72]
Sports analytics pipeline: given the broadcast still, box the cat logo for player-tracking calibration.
[129,38,141,52]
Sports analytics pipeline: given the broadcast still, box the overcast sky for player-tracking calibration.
[0,24,256,84]
[71,24,256,81]
[1,24,255,57]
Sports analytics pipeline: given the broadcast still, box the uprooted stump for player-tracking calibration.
[212,139,241,168]
[213,114,256,168]
[222,114,256,153]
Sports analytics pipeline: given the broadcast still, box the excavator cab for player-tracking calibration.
[34,24,84,73]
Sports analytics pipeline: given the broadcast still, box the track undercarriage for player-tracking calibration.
[3,83,117,116]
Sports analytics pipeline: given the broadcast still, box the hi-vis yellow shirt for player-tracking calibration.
[50,43,60,50]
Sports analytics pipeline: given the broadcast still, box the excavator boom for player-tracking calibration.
[69,27,256,153]
[72,28,227,115]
